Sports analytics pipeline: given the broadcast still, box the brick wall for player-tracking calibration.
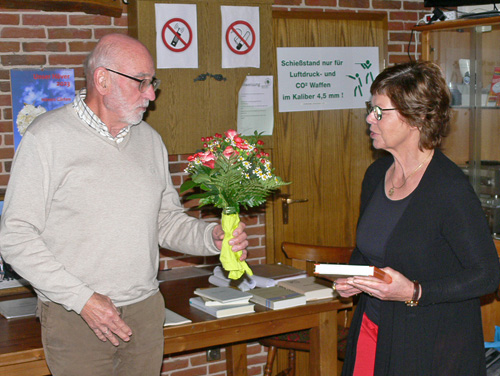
[0,1,427,375]
[273,0,428,65]
[0,0,429,189]
[0,8,129,188]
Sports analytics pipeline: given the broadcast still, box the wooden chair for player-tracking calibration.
[259,241,354,376]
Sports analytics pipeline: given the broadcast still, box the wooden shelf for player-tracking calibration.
[0,0,123,18]
[414,15,500,32]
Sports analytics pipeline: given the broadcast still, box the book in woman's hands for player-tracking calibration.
[314,264,392,283]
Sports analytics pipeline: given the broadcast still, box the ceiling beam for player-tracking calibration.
[0,0,123,18]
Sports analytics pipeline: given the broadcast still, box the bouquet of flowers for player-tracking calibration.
[181,129,289,279]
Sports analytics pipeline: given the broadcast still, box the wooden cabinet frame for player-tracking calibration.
[128,0,273,154]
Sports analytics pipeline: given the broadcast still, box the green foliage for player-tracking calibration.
[181,130,289,211]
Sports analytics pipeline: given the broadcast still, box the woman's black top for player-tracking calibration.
[356,179,411,325]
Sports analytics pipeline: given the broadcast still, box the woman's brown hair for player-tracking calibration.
[370,61,451,150]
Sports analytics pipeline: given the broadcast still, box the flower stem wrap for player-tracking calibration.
[220,208,253,280]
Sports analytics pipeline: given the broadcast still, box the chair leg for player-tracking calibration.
[276,349,296,376]
[264,346,277,376]
[287,349,296,376]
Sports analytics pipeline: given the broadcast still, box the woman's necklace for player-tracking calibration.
[388,151,433,197]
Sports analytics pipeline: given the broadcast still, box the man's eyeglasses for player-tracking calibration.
[365,101,396,121]
[105,68,161,93]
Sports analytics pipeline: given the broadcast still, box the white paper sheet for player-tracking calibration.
[221,6,260,68]
[164,308,192,326]
[155,3,198,69]
[237,76,273,136]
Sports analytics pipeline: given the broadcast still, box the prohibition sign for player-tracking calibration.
[162,18,192,53]
[225,20,255,55]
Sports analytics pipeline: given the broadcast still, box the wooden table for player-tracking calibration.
[0,274,351,376]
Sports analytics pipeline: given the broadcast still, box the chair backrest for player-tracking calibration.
[281,241,354,273]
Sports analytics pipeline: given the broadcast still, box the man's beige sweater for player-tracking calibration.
[0,104,218,313]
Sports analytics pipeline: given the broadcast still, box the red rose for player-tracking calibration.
[199,151,216,169]
[223,146,235,158]
[236,142,249,150]
[225,129,238,140]
[188,152,202,162]
[204,160,215,169]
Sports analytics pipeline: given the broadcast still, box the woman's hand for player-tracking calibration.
[335,277,362,297]
[338,267,416,302]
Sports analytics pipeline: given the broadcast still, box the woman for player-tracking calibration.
[336,61,500,376]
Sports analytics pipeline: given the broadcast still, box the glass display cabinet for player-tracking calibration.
[416,16,500,243]
[416,17,500,342]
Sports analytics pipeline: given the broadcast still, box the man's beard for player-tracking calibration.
[104,91,149,126]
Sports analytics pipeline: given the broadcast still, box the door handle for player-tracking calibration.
[282,197,308,225]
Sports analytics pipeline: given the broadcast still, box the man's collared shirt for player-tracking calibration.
[73,88,130,144]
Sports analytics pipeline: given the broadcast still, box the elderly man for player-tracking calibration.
[0,33,248,376]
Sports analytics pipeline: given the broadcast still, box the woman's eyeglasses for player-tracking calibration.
[365,101,396,121]
[105,68,161,93]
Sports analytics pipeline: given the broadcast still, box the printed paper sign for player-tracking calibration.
[221,6,260,68]
[226,20,256,55]
[10,69,75,149]
[162,17,193,53]
[277,47,379,112]
[155,3,198,69]
[237,76,273,136]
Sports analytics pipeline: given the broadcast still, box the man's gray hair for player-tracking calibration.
[83,41,121,86]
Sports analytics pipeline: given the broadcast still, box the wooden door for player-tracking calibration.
[266,12,387,376]
[267,12,387,265]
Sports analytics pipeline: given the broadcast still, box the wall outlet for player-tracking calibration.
[206,347,221,361]
[424,10,457,23]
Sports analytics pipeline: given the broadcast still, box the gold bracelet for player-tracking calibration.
[405,280,420,307]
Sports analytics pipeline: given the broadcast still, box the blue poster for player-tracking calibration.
[10,69,75,149]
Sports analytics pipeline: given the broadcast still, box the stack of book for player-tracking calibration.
[189,286,255,318]
[250,263,307,285]
[250,285,307,310]
[277,276,335,301]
